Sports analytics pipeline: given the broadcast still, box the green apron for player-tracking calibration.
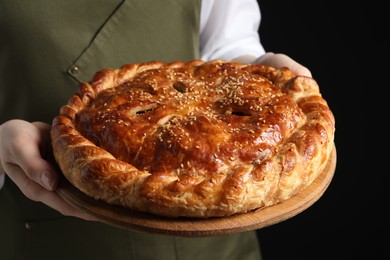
[0,1,262,259]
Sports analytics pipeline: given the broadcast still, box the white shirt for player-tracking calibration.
[0,0,264,190]
[200,0,265,61]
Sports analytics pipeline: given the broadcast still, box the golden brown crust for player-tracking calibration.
[50,60,335,218]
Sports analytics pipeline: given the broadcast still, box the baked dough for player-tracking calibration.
[51,60,335,218]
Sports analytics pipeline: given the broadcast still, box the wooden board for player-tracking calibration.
[57,144,336,238]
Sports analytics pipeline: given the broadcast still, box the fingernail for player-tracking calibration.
[41,171,55,190]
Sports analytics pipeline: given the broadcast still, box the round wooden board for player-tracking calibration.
[57,144,336,238]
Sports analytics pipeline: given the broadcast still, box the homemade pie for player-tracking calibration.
[51,59,335,218]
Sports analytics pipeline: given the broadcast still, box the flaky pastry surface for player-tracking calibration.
[51,60,335,218]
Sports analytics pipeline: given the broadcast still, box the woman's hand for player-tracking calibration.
[0,119,99,221]
[233,52,312,77]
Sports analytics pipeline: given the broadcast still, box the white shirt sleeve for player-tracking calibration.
[200,0,266,61]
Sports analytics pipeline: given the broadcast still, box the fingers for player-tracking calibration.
[232,54,258,64]
[0,120,58,190]
[255,52,312,77]
[11,164,99,221]
[0,119,101,222]
[232,52,312,77]
[14,140,58,190]
[5,155,99,222]
[6,162,53,202]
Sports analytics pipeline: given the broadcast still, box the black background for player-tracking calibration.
[255,1,385,259]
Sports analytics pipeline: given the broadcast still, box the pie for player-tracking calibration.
[50,59,335,218]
